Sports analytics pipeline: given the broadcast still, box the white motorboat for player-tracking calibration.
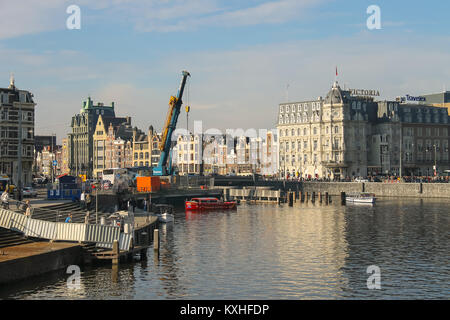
[157,212,174,223]
[346,192,376,204]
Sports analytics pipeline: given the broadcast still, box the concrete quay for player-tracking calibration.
[0,242,83,285]
[301,181,450,198]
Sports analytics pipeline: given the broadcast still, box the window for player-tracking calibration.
[291,129,295,136]
[334,138,339,149]
[334,126,339,134]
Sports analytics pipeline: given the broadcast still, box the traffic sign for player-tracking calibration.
[53,160,57,166]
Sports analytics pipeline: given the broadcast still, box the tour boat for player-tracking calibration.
[346,192,376,204]
[184,197,237,211]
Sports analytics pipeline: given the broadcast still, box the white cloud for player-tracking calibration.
[0,0,325,38]
[24,33,450,142]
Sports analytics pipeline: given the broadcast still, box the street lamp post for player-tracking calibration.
[399,125,402,180]
[434,144,437,177]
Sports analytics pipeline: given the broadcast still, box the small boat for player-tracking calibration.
[157,212,174,223]
[346,192,376,204]
[184,197,237,211]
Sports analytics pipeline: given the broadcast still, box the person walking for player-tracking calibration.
[80,191,86,210]
[1,190,9,209]
[24,200,33,217]
[85,193,91,211]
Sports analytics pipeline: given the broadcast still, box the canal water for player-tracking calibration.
[1,198,449,299]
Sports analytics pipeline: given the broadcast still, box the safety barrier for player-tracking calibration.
[24,219,57,239]
[0,208,132,249]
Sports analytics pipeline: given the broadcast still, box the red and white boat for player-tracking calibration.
[185,197,237,211]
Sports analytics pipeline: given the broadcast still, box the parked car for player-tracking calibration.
[23,187,38,197]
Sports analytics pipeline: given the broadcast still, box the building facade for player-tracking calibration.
[173,132,278,176]
[132,126,162,168]
[0,77,36,187]
[92,115,133,178]
[277,81,450,179]
[68,97,116,179]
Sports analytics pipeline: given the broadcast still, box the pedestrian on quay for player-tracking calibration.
[65,213,72,223]
[1,190,9,209]
[85,193,91,211]
[24,200,33,217]
[80,191,86,209]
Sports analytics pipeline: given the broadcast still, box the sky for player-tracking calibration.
[1,0,449,143]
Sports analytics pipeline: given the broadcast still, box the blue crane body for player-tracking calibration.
[153,70,190,176]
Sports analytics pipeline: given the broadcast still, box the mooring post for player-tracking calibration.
[112,240,119,265]
[312,192,316,203]
[341,192,346,206]
[325,192,329,205]
[153,229,160,253]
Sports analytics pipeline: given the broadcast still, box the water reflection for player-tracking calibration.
[1,198,448,299]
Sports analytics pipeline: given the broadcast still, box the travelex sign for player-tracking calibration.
[400,95,426,103]
[350,89,380,97]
